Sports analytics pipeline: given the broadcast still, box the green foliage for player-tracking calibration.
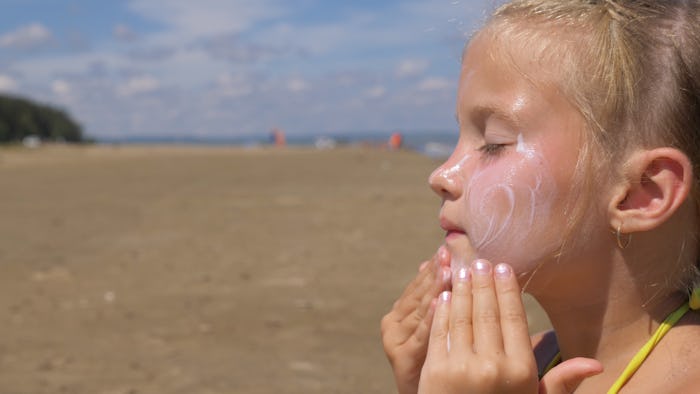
[0,94,84,143]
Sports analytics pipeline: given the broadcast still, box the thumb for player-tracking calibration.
[538,357,603,394]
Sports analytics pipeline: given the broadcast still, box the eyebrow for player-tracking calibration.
[455,103,524,129]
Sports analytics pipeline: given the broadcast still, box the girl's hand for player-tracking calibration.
[381,246,452,394]
[418,260,602,394]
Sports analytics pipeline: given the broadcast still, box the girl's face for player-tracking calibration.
[429,32,588,277]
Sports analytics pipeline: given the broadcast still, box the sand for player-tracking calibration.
[0,145,550,394]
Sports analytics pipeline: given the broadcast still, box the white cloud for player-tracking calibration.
[51,79,71,96]
[400,0,489,33]
[197,33,286,63]
[114,24,138,42]
[396,59,429,78]
[365,85,386,98]
[117,76,160,96]
[216,73,253,98]
[417,77,452,92]
[0,74,18,91]
[286,77,308,93]
[256,16,418,58]
[127,0,284,36]
[0,22,52,50]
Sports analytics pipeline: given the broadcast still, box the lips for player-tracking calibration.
[439,214,478,266]
[446,229,466,238]
[440,216,466,238]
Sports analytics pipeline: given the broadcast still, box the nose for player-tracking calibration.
[429,153,467,200]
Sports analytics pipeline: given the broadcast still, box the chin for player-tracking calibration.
[444,238,476,263]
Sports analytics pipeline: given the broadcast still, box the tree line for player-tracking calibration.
[0,94,85,143]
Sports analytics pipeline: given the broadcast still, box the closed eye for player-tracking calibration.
[477,143,507,157]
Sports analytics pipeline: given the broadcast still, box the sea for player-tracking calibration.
[98,130,458,160]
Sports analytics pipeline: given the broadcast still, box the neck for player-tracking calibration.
[536,281,688,392]
[538,285,686,362]
[533,246,687,369]
[531,231,692,363]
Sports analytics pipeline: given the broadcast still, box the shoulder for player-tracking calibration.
[638,311,700,392]
[531,330,559,375]
[665,367,700,393]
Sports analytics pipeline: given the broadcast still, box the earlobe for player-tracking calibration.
[609,148,693,233]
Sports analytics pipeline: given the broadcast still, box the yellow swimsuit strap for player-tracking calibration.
[606,301,690,393]
[542,288,700,393]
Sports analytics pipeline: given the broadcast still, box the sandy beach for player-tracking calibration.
[0,145,550,394]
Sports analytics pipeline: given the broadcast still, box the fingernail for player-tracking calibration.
[457,267,470,281]
[440,291,451,302]
[494,263,511,279]
[472,259,491,276]
[419,261,429,272]
[442,267,452,283]
[437,245,449,264]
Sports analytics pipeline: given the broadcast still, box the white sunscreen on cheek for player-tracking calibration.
[463,134,558,266]
[516,133,526,154]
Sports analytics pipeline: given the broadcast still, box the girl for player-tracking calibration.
[381,1,700,393]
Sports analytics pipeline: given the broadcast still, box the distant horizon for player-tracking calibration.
[94,128,459,145]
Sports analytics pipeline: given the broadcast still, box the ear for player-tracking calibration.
[609,148,693,233]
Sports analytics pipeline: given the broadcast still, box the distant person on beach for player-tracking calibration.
[381,1,700,393]
[270,128,286,147]
[389,132,403,151]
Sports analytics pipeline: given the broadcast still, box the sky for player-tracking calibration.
[0,0,495,140]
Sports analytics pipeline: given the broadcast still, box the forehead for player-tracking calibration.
[462,27,558,93]
[468,20,573,83]
[456,28,572,128]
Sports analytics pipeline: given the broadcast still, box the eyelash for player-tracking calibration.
[477,143,507,157]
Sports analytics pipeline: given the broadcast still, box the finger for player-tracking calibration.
[410,296,438,353]
[400,265,450,325]
[539,357,603,394]
[394,258,440,316]
[448,264,474,352]
[436,245,451,267]
[493,263,532,359]
[396,246,448,313]
[470,259,504,354]
[388,266,450,348]
[415,265,451,320]
[426,244,450,270]
[382,274,443,357]
[426,291,451,361]
[406,245,447,292]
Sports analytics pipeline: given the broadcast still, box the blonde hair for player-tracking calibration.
[485,1,700,288]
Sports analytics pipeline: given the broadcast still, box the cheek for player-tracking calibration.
[463,156,559,266]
